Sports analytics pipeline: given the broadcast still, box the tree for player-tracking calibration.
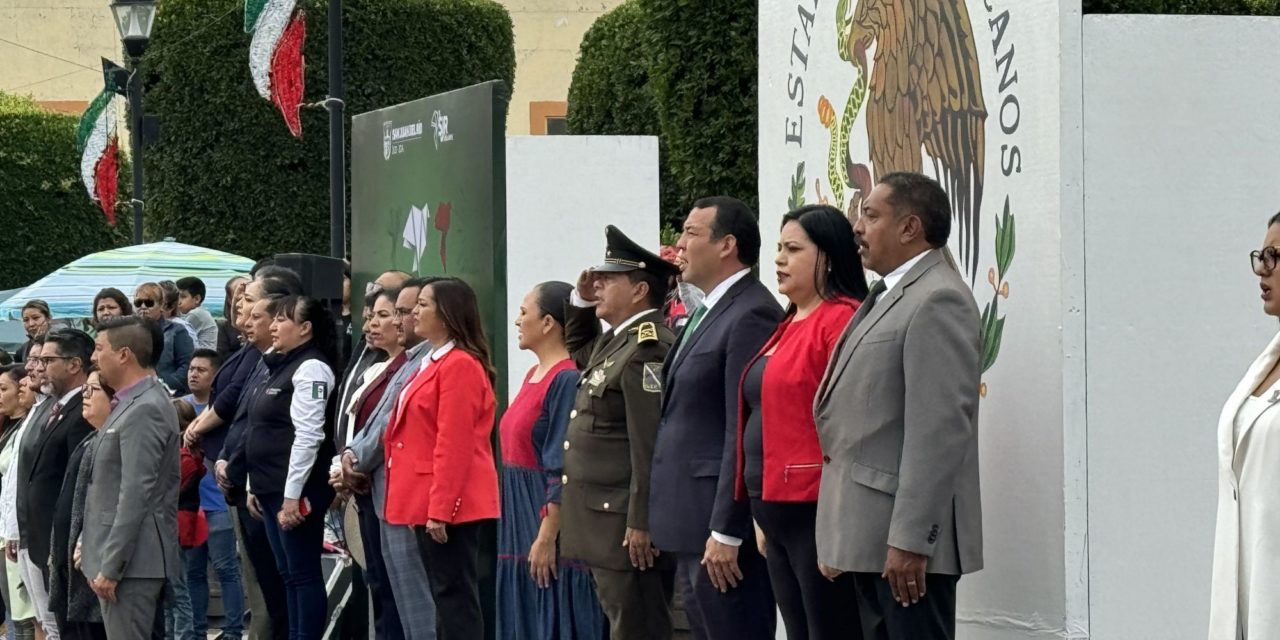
[143,0,516,259]
[0,93,130,291]
[568,0,760,229]
[1084,0,1280,13]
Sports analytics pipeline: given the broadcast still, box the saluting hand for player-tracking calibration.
[576,270,600,303]
[622,528,659,570]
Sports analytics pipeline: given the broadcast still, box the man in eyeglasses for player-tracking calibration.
[15,329,95,640]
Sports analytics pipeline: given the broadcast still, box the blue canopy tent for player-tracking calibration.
[0,240,253,322]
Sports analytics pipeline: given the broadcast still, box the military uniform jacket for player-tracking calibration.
[559,305,675,571]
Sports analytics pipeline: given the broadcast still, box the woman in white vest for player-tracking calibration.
[1210,211,1280,639]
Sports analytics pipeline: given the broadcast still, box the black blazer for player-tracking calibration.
[648,275,783,553]
[16,391,94,567]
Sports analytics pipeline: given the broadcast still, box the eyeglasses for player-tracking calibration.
[83,384,101,399]
[1252,246,1280,274]
[134,298,157,308]
[35,356,73,366]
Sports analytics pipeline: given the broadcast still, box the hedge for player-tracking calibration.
[1084,0,1280,12]
[0,93,131,290]
[143,0,515,260]
[636,0,759,219]
[566,2,680,223]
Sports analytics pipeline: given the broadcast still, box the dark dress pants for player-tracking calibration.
[417,520,488,640]
[853,572,958,640]
[238,505,290,640]
[675,534,776,640]
[752,499,861,640]
[356,493,405,640]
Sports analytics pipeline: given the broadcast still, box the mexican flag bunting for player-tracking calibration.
[75,63,121,225]
[246,0,305,138]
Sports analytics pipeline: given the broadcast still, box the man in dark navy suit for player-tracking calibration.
[649,197,783,639]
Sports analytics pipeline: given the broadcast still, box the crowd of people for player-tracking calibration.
[0,170,983,640]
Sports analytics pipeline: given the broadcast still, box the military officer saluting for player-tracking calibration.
[561,225,681,640]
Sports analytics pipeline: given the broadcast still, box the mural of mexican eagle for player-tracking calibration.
[840,0,988,282]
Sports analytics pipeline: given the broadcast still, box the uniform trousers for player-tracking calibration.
[751,499,860,640]
[852,573,958,640]
[589,565,675,640]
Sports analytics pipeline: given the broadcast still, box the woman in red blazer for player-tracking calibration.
[384,277,498,640]
[736,205,868,640]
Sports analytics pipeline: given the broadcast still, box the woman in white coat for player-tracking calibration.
[1210,212,1280,639]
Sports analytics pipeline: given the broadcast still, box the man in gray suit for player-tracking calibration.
[84,317,180,638]
[338,277,437,638]
[814,172,982,640]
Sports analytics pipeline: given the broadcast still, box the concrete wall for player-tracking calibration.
[1082,15,1280,639]
[501,0,625,134]
[504,135,659,399]
[0,0,119,108]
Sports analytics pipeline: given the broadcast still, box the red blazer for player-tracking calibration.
[383,347,499,526]
[735,297,858,502]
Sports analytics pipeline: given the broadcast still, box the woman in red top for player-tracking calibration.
[384,277,498,640]
[737,204,868,640]
[496,281,606,639]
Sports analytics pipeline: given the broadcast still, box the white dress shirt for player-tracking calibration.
[876,250,932,303]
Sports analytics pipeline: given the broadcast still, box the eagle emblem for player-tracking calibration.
[830,0,988,283]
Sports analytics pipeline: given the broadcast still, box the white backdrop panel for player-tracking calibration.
[504,135,660,401]
[1083,15,1280,639]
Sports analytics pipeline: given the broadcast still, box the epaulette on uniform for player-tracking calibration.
[634,322,659,344]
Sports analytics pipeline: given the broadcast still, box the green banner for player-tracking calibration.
[351,80,509,397]
[350,81,508,639]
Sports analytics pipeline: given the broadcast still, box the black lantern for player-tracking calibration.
[110,0,157,59]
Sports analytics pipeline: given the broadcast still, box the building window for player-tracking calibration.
[529,101,568,135]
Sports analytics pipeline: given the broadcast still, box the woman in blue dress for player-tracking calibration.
[498,281,607,639]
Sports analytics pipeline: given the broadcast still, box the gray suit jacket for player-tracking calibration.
[814,249,983,576]
[347,343,429,519]
[81,377,180,582]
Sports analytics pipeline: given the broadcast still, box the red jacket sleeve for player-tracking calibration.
[428,354,494,523]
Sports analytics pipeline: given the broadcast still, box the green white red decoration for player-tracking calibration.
[246,0,306,138]
[76,66,120,225]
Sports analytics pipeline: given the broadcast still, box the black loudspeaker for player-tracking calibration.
[273,253,346,303]
[274,253,353,369]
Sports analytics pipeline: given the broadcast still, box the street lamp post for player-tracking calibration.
[109,0,157,245]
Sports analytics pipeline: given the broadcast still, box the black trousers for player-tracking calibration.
[356,493,405,640]
[852,572,958,640]
[238,505,290,640]
[417,520,488,640]
[675,535,776,640]
[751,499,861,640]
[53,613,107,640]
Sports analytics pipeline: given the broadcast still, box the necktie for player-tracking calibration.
[866,279,888,308]
[674,304,708,358]
[44,402,63,431]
